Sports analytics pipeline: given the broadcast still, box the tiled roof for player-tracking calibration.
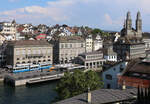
[59,36,85,42]
[55,88,137,104]
[122,59,150,78]
[7,40,52,47]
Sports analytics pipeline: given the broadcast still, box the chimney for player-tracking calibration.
[87,87,91,103]
[122,81,126,90]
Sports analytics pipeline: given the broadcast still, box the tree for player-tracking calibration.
[91,28,103,35]
[55,70,103,100]
[91,28,110,38]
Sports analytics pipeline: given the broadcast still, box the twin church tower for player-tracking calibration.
[121,11,142,38]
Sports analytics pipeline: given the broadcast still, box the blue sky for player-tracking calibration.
[1,0,150,31]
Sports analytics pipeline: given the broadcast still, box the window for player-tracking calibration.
[33,49,36,54]
[113,68,116,71]
[22,61,25,64]
[16,50,20,55]
[47,49,51,53]
[28,61,31,63]
[17,58,19,60]
[38,50,41,54]
[61,44,64,48]
[22,49,25,55]
[70,44,72,48]
[65,44,68,48]
[81,43,84,47]
[106,74,112,80]
[120,68,124,72]
[120,65,124,72]
[16,62,20,64]
[28,49,31,54]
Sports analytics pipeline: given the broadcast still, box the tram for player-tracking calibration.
[12,62,53,73]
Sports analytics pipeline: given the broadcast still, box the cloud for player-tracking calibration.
[104,13,123,26]
[0,1,69,23]
[8,0,19,2]
[0,0,101,24]
[1,0,150,31]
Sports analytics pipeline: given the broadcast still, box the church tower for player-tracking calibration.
[126,11,133,36]
[136,11,142,37]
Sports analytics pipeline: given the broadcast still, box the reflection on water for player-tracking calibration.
[0,80,58,104]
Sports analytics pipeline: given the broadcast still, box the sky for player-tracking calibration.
[0,0,150,31]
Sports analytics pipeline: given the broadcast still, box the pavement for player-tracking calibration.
[7,69,63,80]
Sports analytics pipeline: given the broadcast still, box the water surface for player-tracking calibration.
[0,81,58,104]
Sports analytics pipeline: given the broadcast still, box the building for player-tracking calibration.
[36,34,47,40]
[113,11,146,61]
[5,40,53,68]
[0,20,17,35]
[103,44,117,62]
[102,61,127,89]
[118,59,150,88]
[55,88,137,104]
[85,35,93,52]
[93,35,103,51]
[0,34,6,45]
[74,51,106,70]
[143,38,150,51]
[52,36,85,64]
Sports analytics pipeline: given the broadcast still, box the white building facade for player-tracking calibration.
[85,35,93,53]
[93,35,103,51]
[0,21,17,35]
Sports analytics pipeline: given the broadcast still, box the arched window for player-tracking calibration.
[22,61,25,64]
[28,61,31,63]
[16,62,20,64]
[33,61,36,64]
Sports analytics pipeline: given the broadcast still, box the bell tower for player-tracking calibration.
[136,11,142,37]
[126,11,133,36]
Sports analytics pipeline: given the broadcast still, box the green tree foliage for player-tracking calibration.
[91,28,103,35]
[55,70,103,100]
[91,28,110,37]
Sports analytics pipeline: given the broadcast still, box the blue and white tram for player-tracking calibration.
[13,66,30,73]
[13,62,52,73]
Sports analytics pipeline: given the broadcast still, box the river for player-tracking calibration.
[0,81,58,104]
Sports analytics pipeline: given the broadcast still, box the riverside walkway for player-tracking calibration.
[4,70,64,86]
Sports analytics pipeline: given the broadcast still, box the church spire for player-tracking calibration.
[127,11,131,20]
[126,11,132,30]
[137,11,141,20]
[136,11,142,37]
[123,19,126,28]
